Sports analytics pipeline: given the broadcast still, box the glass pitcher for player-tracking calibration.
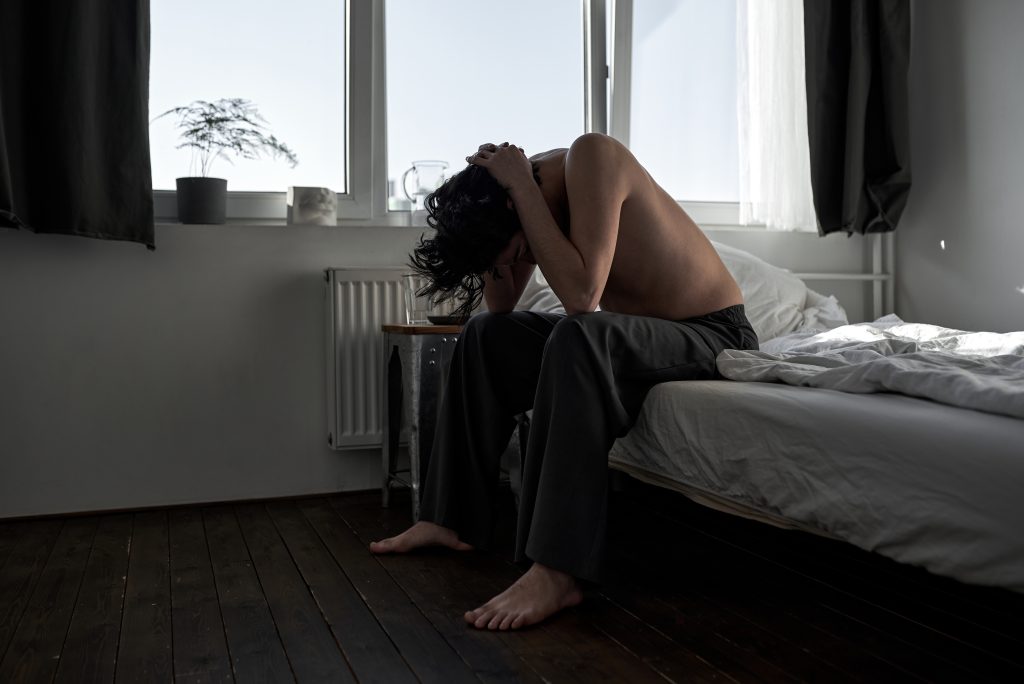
[402,160,448,218]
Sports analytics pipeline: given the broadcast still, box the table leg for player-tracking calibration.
[408,338,427,521]
[409,334,459,521]
[381,340,403,508]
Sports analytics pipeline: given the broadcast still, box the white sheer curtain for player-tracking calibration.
[737,0,817,232]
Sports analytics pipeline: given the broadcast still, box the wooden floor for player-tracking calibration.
[1,481,1023,684]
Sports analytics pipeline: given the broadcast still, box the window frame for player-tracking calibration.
[153,0,375,223]
[153,0,739,227]
[607,0,739,226]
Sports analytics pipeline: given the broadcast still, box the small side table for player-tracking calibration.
[380,324,462,520]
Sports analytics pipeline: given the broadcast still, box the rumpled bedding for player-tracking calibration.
[718,315,1024,419]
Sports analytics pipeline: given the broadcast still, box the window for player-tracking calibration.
[149,0,354,219]
[383,0,585,211]
[627,0,738,202]
[149,0,742,224]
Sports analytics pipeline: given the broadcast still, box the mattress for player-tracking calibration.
[608,380,1024,592]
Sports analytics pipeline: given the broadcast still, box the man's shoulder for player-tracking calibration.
[565,133,637,192]
[568,132,621,158]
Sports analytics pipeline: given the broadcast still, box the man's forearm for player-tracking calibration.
[483,267,518,313]
[483,261,535,313]
[508,183,596,314]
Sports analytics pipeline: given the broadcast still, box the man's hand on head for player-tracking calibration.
[467,142,532,193]
[473,142,525,155]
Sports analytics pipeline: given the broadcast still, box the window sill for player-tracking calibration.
[153,216,432,230]
[154,202,821,234]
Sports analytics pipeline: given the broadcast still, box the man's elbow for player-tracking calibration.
[562,293,601,316]
[482,291,518,315]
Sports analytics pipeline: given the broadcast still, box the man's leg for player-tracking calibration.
[371,311,562,554]
[521,308,756,579]
[467,307,757,628]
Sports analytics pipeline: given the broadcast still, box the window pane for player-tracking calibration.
[385,0,584,210]
[149,0,346,192]
[630,0,738,201]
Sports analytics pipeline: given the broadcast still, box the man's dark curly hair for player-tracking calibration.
[409,163,537,321]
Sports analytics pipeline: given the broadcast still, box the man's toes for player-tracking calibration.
[486,612,506,630]
[498,613,516,631]
[369,538,398,553]
[472,606,497,629]
[510,613,527,630]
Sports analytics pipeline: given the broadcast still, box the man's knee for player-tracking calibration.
[460,311,530,363]
[547,313,613,351]
[463,311,562,371]
[463,311,512,345]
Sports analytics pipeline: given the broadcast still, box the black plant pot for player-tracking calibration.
[176,177,227,224]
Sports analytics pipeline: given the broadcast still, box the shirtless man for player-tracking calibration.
[370,133,758,630]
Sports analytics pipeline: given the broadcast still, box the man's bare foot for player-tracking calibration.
[369,520,473,554]
[464,562,583,630]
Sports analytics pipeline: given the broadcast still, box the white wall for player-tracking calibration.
[0,225,421,518]
[0,222,872,519]
[897,0,1024,332]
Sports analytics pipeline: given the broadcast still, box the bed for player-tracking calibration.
[516,241,1024,593]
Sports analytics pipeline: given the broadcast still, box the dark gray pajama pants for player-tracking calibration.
[417,305,759,583]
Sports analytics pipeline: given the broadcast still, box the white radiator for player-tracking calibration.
[324,268,408,450]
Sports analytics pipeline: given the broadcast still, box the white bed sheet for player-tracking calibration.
[608,380,1024,592]
[720,315,1024,419]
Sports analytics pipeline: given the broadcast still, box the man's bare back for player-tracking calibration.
[589,140,742,319]
[498,134,741,320]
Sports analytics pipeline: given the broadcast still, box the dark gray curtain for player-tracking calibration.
[804,0,911,236]
[0,0,155,248]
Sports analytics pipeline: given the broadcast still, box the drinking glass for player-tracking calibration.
[403,274,431,324]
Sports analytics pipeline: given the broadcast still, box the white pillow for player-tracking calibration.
[515,269,566,314]
[508,243,845,342]
[800,287,849,332]
[711,241,810,341]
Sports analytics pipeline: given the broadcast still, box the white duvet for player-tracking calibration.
[718,315,1024,420]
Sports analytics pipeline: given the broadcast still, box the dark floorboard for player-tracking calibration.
[115,511,173,683]
[1,481,1022,683]
[169,508,234,683]
[0,518,96,683]
[203,505,294,683]
[53,514,132,684]
[235,502,355,682]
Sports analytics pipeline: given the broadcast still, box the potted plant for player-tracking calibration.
[155,98,298,224]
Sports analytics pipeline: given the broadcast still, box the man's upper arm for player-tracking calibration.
[563,134,629,308]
